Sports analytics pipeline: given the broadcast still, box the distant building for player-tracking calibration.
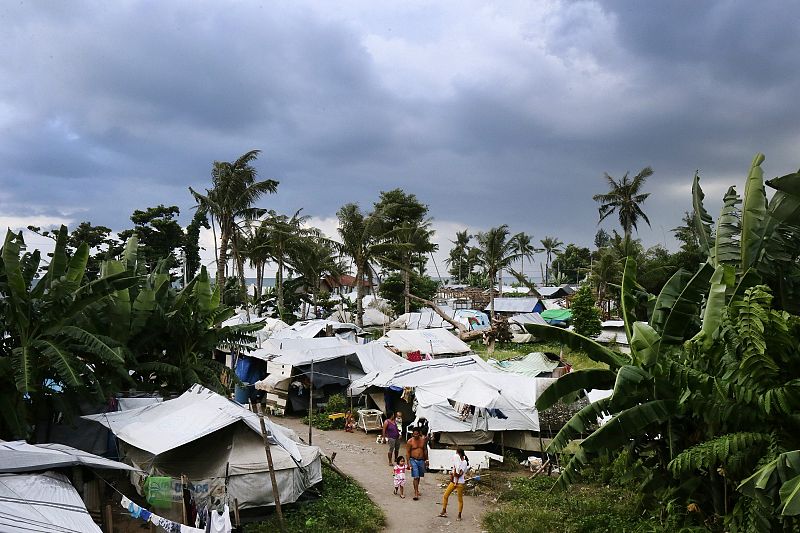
[321,274,374,296]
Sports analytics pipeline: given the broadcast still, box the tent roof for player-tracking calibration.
[0,471,103,532]
[389,308,455,330]
[84,384,302,461]
[0,441,135,474]
[377,328,470,355]
[537,286,569,298]
[484,298,541,313]
[329,307,391,327]
[248,338,404,373]
[350,354,495,392]
[508,312,549,326]
[269,319,362,340]
[486,352,560,377]
[540,308,573,321]
[415,371,551,411]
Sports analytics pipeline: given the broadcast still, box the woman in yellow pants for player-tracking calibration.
[438,448,469,521]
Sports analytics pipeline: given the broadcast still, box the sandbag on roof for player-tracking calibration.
[0,471,103,533]
[84,384,302,461]
[377,328,470,355]
[0,441,135,474]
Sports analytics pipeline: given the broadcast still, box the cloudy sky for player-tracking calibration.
[2,1,800,280]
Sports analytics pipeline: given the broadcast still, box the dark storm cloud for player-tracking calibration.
[2,0,800,259]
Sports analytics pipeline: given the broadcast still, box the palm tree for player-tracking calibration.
[449,230,471,283]
[592,166,653,250]
[540,236,564,285]
[512,233,536,280]
[475,225,523,319]
[337,204,391,326]
[289,238,344,318]
[256,210,315,318]
[189,150,278,290]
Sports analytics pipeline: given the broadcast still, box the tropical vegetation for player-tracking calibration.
[529,154,800,531]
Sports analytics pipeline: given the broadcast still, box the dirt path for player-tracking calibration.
[279,416,492,533]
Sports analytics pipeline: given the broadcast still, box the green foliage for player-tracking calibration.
[552,244,592,283]
[378,272,438,315]
[118,205,185,272]
[246,465,385,533]
[482,475,660,533]
[571,285,602,338]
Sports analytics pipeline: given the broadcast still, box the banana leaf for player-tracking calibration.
[779,473,800,516]
[523,324,628,368]
[714,186,741,268]
[630,322,660,367]
[739,451,800,511]
[580,399,676,453]
[741,153,769,271]
[657,262,714,346]
[546,397,612,454]
[650,268,691,334]
[535,368,617,411]
[698,265,729,348]
[692,171,715,256]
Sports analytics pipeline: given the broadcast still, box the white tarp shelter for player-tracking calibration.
[349,354,495,394]
[507,312,549,342]
[0,471,103,533]
[414,371,554,434]
[377,328,470,356]
[269,319,362,341]
[485,298,542,314]
[329,306,392,327]
[84,385,321,510]
[390,308,491,332]
[0,441,136,474]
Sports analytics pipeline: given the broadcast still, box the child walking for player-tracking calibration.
[439,448,469,521]
[393,456,407,498]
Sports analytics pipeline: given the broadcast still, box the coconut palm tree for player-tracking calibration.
[476,225,523,319]
[540,236,564,285]
[289,238,345,318]
[189,150,278,290]
[447,230,471,283]
[592,166,653,250]
[512,233,536,281]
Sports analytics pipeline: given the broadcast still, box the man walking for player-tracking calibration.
[406,427,429,500]
[382,412,401,466]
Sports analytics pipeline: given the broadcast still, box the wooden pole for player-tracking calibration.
[234,498,241,527]
[254,402,287,533]
[308,360,314,445]
[180,474,189,526]
[104,504,113,533]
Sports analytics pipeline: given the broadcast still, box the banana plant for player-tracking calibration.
[0,226,137,439]
[524,154,800,529]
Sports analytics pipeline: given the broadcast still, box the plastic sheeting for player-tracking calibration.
[84,384,302,462]
[0,471,103,532]
[349,354,496,394]
[0,441,135,474]
[376,328,470,356]
[484,298,542,313]
[486,352,560,377]
[269,319,362,340]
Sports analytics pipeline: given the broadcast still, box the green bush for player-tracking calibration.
[246,465,385,533]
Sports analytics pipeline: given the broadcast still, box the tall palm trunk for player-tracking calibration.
[489,269,496,320]
[276,257,284,318]
[403,266,410,314]
[355,262,365,327]
[217,227,230,290]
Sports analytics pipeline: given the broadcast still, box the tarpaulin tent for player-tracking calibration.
[484,298,543,314]
[414,371,553,436]
[0,471,104,533]
[269,319,362,341]
[486,352,560,378]
[84,385,321,512]
[540,308,572,322]
[0,441,136,474]
[390,308,490,331]
[329,306,392,327]
[376,328,471,356]
[507,312,549,342]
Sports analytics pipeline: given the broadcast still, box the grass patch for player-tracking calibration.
[482,476,659,533]
[246,465,385,533]
[470,341,608,370]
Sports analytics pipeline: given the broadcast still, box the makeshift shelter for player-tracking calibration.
[390,308,490,332]
[595,320,630,353]
[414,371,553,446]
[250,338,405,412]
[540,308,572,324]
[0,441,135,533]
[486,352,560,377]
[537,286,571,299]
[376,328,471,357]
[507,312,549,342]
[329,306,392,328]
[84,385,321,514]
[0,472,104,532]
[485,297,544,314]
[269,319,362,341]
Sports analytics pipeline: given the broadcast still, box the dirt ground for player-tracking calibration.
[279,416,500,533]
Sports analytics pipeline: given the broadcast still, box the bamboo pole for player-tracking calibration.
[104,504,113,533]
[254,402,286,533]
[308,360,314,445]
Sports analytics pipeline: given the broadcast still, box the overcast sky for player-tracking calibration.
[2,1,800,280]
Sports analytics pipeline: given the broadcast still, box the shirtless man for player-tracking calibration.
[406,427,428,500]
